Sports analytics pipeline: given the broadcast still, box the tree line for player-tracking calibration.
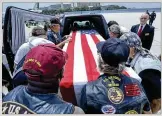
[40,5,127,15]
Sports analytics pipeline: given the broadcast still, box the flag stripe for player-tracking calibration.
[86,34,102,74]
[95,34,105,41]
[81,34,100,81]
[86,34,99,66]
[73,31,88,83]
[60,31,106,105]
[73,31,88,105]
[60,31,77,105]
[91,34,101,44]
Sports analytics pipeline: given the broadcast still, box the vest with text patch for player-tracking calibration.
[80,74,150,114]
[3,86,74,114]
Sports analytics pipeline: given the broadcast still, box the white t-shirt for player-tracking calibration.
[14,37,53,65]
[14,43,30,65]
[120,26,129,34]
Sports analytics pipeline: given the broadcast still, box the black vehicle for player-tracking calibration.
[3,6,109,75]
[61,14,109,40]
[3,6,109,93]
[3,6,54,74]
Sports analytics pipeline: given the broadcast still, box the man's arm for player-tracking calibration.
[148,27,155,50]
[139,69,161,113]
[73,106,85,114]
[47,32,56,44]
[154,13,156,19]
[56,36,72,48]
[143,101,152,114]
[130,25,135,32]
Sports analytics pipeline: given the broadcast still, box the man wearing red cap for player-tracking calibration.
[2,44,84,114]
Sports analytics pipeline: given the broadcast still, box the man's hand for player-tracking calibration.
[62,35,72,43]
[63,37,72,43]
[62,35,72,41]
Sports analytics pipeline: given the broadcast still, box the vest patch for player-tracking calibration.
[124,84,141,96]
[108,87,124,104]
[125,110,138,114]
[101,105,116,114]
[2,101,35,114]
[103,76,121,87]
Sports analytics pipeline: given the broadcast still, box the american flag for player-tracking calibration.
[60,30,141,106]
[60,30,104,105]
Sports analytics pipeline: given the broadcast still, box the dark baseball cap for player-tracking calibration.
[23,43,68,82]
[50,18,61,25]
[140,70,161,102]
[96,38,130,67]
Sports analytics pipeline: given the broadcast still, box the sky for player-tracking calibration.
[2,2,161,13]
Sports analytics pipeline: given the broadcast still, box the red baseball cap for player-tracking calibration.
[23,43,68,82]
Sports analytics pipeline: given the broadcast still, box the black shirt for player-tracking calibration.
[139,69,161,102]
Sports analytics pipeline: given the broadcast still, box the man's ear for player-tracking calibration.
[150,99,161,114]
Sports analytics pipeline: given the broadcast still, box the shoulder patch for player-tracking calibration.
[102,76,121,87]
[2,101,35,114]
[124,84,141,96]
[108,87,124,104]
[125,110,138,114]
[101,105,116,114]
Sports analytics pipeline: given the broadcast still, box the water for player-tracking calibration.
[64,8,161,15]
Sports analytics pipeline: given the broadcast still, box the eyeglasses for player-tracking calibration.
[108,27,112,33]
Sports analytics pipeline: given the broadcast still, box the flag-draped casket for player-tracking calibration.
[60,30,141,106]
[60,30,104,105]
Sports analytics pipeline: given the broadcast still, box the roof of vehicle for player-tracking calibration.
[64,13,103,18]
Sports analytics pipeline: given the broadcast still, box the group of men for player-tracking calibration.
[2,13,161,114]
[108,13,155,51]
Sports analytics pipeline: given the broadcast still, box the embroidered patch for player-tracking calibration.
[2,101,35,114]
[108,87,124,104]
[125,110,138,114]
[124,84,141,96]
[103,76,121,87]
[101,105,116,114]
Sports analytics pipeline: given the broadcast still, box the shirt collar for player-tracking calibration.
[140,24,146,30]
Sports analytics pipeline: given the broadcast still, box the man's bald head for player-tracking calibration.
[140,13,149,25]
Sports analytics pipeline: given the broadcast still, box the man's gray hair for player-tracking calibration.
[109,24,121,34]
[32,26,46,37]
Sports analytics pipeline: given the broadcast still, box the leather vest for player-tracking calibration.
[80,74,150,114]
[3,86,74,114]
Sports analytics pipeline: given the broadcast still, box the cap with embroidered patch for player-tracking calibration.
[23,43,68,82]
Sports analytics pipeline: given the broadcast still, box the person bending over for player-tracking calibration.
[79,38,152,114]
[3,44,84,114]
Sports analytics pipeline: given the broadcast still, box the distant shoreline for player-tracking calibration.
[64,8,161,15]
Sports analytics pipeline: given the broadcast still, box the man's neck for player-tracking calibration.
[51,29,59,33]
[140,23,146,26]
